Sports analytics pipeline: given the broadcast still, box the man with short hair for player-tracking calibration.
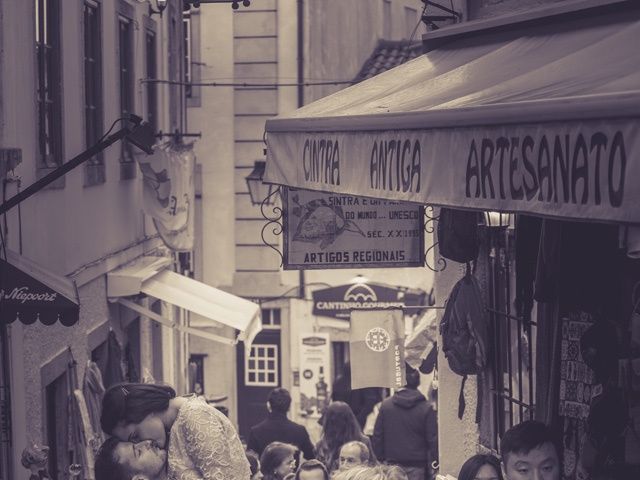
[500,420,561,480]
[338,441,371,470]
[95,437,167,480]
[296,459,329,480]
[372,365,437,480]
[247,388,315,460]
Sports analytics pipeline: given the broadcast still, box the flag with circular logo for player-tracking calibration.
[349,309,405,389]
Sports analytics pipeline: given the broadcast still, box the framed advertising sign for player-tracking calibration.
[283,188,425,270]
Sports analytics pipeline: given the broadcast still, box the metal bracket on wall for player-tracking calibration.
[260,185,284,267]
[424,205,447,272]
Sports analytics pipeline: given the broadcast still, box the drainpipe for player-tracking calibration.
[297,0,306,299]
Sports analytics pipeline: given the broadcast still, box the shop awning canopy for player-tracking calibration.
[265,4,640,223]
[108,256,262,348]
[0,250,79,326]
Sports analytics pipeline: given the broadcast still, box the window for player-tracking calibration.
[35,0,63,170]
[245,344,278,386]
[118,11,135,179]
[383,0,392,39]
[485,229,537,451]
[261,308,281,329]
[404,6,418,39]
[167,5,181,134]
[145,29,158,134]
[183,11,192,98]
[84,0,104,185]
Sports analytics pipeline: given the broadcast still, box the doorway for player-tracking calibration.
[236,308,282,439]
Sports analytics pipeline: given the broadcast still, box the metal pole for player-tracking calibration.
[0,127,130,216]
[297,0,305,300]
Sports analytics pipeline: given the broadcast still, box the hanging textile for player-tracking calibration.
[559,312,596,480]
[82,360,106,453]
[66,349,91,480]
[104,330,124,388]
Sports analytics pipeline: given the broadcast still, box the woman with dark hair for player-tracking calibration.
[315,401,375,473]
[457,454,503,480]
[100,382,250,479]
[260,442,298,480]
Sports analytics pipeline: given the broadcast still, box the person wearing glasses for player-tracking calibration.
[260,442,299,480]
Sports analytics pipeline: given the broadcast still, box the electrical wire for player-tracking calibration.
[410,1,429,43]
[97,117,128,144]
[0,218,7,262]
[140,78,355,88]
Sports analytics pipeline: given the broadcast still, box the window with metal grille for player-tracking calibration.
[84,0,104,185]
[168,6,180,134]
[145,29,158,134]
[245,344,279,387]
[261,308,281,329]
[118,11,135,179]
[485,228,537,452]
[35,0,64,171]
[183,11,192,98]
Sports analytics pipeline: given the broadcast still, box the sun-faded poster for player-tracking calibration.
[283,188,424,269]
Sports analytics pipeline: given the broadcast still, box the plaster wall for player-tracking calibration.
[188,325,239,425]
[9,276,139,480]
[1,2,181,477]
[188,5,237,288]
[0,0,171,278]
[304,0,426,103]
[433,249,481,477]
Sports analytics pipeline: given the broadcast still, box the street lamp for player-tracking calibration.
[483,210,512,228]
[149,0,168,17]
[245,150,277,205]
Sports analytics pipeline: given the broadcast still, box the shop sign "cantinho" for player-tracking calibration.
[312,282,426,319]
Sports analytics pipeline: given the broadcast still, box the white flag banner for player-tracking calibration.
[138,142,195,251]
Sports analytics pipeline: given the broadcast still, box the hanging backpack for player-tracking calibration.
[437,208,481,263]
[440,268,490,420]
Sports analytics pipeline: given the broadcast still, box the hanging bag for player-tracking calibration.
[437,208,481,263]
[439,267,489,420]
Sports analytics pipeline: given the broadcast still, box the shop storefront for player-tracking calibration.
[263,1,640,477]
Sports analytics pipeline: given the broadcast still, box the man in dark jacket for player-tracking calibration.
[247,388,315,461]
[372,365,438,480]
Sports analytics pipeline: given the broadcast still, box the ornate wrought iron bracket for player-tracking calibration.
[260,185,284,267]
[424,205,447,273]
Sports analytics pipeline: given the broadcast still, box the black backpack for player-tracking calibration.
[437,208,480,263]
[440,270,490,419]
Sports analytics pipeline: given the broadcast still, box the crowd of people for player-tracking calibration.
[92,366,561,480]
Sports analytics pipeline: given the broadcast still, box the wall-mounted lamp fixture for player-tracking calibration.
[245,152,276,206]
[483,211,512,228]
[149,0,168,17]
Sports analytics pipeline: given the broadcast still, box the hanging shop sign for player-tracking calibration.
[298,332,331,418]
[350,309,406,389]
[312,282,426,319]
[266,120,640,223]
[0,259,79,326]
[283,188,424,270]
[137,142,195,251]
